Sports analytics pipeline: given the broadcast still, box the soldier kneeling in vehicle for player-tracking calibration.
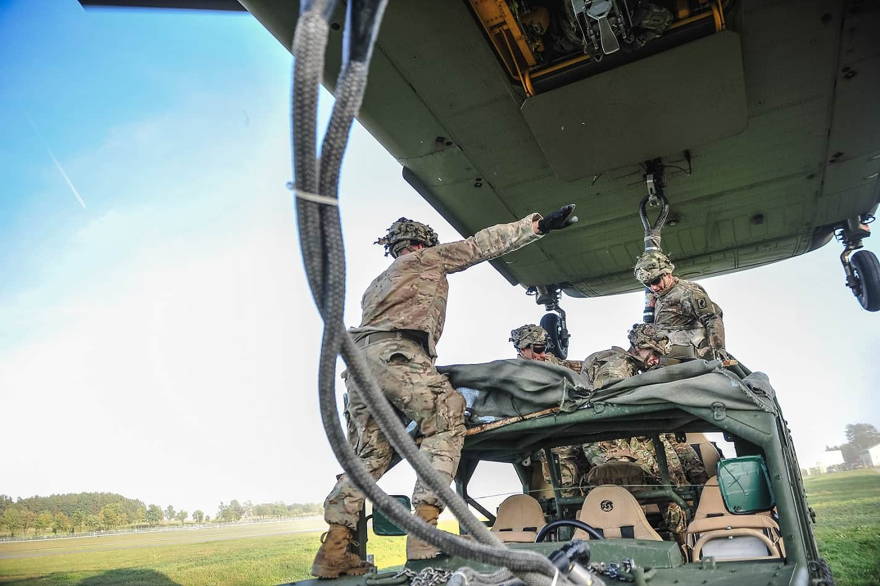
[580,324,707,541]
[510,323,585,496]
[583,435,707,542]
[581,323,668,391]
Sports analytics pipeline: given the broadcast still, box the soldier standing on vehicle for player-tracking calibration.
[633,250,726,360]
[510,324,584,496]
[311,206,579,578]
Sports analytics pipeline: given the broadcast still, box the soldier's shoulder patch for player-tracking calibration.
[690,288,717,316]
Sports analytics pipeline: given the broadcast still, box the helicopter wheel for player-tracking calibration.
[540,312,569,360]
[851,250,880,312]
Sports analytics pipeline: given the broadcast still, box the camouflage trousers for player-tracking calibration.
[663,503,686,537]
[323,337,467,530]
[538,446,583,497]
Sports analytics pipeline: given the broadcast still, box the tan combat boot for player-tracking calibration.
[406,504,443,560]
[310,524,375,578]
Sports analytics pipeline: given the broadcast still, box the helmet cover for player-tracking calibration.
[509,324,549,350]
[634,250,674,285]
[375,217,439,257]
[627,323,669,355]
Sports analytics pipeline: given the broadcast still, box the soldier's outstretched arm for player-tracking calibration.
[425,205,578,274]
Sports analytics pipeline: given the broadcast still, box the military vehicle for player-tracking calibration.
[82,0,880,323]
[286,358,830,586]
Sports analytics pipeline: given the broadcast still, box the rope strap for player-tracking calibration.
[296,189,339,206]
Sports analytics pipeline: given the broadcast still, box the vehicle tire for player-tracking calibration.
[851,250,880,311]
[540,312,568,360]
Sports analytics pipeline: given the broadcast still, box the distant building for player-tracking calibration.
[864,443,880,467]
[809,449,845,474]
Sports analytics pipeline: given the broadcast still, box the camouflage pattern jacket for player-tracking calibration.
[650,278,725,358]
[583,435,707,487]
[352,215,541,357]
[582,346,641,390]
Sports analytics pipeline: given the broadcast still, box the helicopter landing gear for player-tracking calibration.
[527,285,571,359]
[837,214,880,312]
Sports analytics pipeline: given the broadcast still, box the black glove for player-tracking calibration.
[538,204,578,234]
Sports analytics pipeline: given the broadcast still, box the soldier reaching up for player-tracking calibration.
[311,206,578,578]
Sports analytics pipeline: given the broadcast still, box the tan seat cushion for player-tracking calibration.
[490,494,546,543]
[687,503,785,560]
[575,485,662,540]
[695,475,773,520]
[692,527,783,561]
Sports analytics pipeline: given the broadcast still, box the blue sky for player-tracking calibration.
[1,0,878,516]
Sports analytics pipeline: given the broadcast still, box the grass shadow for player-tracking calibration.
[77,569,181,585]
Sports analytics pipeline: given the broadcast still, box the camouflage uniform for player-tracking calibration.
[323,214,543,530]
[634,251,725,359]
[651,278,725,359]
[533,445,584,498]
[581,347,640,390]
[581,324,669,391]
[511,324,584,496]
[583,435,707,535]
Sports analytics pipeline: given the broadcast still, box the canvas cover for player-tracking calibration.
[438,359,777,423]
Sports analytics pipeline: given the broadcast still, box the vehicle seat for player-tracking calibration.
[686,476,784,561]
[693,476,772,520]
[490,494,546,543]
[586,462,664,518]
[685,433,721,477]
[575,485,662,540]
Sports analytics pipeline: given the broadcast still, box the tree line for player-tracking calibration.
[0,492,322,538]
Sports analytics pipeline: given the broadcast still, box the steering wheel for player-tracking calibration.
[535,519,605,542]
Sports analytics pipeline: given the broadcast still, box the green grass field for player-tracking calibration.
[804,468,880,586]
[0,518,455,585]
[1,470,877,585]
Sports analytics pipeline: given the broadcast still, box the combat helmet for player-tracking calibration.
[634,249,675,285]
[627,323,669,355]
[509,324,548,350]
[375,218,440,258]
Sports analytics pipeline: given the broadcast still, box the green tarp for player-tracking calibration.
[437,359,777,423]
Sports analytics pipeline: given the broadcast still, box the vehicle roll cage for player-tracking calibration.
[449,398,820,570]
